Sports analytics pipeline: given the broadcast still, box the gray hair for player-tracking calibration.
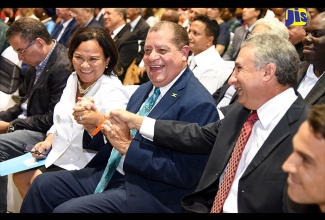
[254,17,289,40]
[241,32,299,87]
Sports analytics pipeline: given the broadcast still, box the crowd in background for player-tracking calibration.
[0,7,325,214]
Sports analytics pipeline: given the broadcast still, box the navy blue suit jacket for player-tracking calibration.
[51,19,78,48]
[85,67,219,212]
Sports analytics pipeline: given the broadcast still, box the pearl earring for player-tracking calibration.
[105,65,108,69]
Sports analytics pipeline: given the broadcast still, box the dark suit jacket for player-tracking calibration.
[67,18,104,48]
[85,67,219,212]
[51,18,78,48]
[0,43,71,133]
[222,25,247,61]
[113,24,139,82]
[296,61,325,105]
[153,94,308,213]
[212,74,238,115]
[131,18,150,65]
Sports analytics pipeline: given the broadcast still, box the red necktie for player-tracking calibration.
[210,110,259,213]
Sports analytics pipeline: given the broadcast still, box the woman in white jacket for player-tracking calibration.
[13,26,130,199]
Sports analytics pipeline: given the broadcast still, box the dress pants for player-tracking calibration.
[0,130,45,213]
[20,165,127,213]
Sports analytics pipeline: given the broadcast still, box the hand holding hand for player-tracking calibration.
[107,109,144,131]
[101,118,132,155]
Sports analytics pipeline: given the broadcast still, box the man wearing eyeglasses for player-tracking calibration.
[0,17,71,213]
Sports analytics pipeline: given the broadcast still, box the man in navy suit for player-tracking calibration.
[106,33,309,213]
[51,8,78,48]
[20,21,219,213]
[103,8,139,83]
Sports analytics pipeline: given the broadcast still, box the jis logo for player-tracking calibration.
[285,8,308,26]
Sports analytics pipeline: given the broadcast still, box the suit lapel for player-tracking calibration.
[243,95,306,177]
[304,72,325,105]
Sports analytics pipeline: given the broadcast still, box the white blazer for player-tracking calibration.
[45,72,130,170]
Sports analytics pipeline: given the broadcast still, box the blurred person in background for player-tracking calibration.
[207,8,230,56]
[283,104,325,213]
[51,8,78,48]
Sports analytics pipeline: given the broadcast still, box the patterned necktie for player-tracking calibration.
[130,87,160,137]
[210,110,259,213]
[94,87,160,193]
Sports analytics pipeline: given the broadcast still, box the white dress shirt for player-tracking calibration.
[141,88,298,213]
[56,18,74,41]
[222,88,297,212]
[297,64,323,98]
[116,68,186,174]
[188,46,233,94]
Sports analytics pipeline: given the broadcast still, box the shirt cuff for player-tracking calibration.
[139,116,155,141]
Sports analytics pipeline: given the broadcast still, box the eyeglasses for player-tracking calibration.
[14,39,36,56]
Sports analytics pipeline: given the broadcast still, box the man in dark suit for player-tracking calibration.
[126,8,150,84]
[222,8,265,61]
[0,17,71,213]
[20,21,218,213]
[126,8,150,64]
[295,11,325,105]
[103,8,139,83]
[106,33,308,213]
[67,8,103,46]
[51,8,78,48]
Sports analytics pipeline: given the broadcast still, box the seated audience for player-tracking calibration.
[103,8,138,83]
[207,8,230,56]
[33,8,56,35]
[0,17,71,213]
[187,14,233,94]
[222,8,266,61]
[20,21,219,213]
[213,16,289,118]
[160,8,180,24]
[12,26,130,199]
[106,32,308,213]
[295,12,325,105]
[51,8,78,48]
[221,8,241,33]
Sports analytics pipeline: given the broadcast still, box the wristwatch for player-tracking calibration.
[7,123,15,133]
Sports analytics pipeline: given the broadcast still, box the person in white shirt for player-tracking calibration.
[188,14,233,94]
[12,26,130,199]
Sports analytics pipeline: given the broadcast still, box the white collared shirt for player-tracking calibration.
[222,88,297,213]
[110,24,125,39]
[129,15,141,32]
[116,68,186,174]
[297,64,323,98]
[188,46,233,94]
